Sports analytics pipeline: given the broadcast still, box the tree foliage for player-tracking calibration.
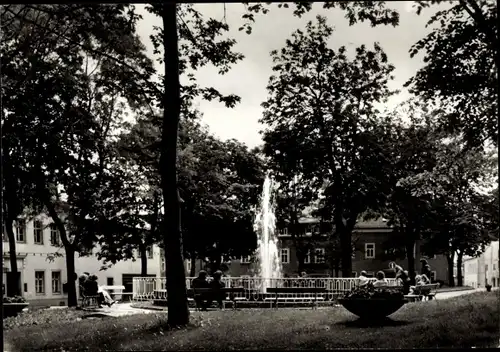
[261,16,396,277]
[1,4,154,305]
[406,0,497,147]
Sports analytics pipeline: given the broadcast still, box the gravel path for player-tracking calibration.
[436,287,493,300]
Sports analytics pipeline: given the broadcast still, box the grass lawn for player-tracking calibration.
[5,291,498,350]
[435,285,474,293]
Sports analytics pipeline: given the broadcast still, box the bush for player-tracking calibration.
[3,296,27,303]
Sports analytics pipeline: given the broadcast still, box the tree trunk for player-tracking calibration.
[161,2,189,327]
[406,240,416,285]
[65,245,78,307]
[334,258,340,277]
[339,228,352,277]
[210,255,222,273]
[190,255,196,277]
[140,244,148,277]
[456,251,464,287]
[5,219,21,296]
[41,191,79,307]
[446,252,455,287]
[296,246,305,274]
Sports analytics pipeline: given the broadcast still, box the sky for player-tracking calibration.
[135,2,449,149]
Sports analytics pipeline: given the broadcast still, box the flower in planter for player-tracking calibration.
[343,284,404,301]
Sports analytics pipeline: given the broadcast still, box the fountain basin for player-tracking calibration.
[338,298,407,319]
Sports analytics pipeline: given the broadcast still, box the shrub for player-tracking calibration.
[3,296,27,303]
[3,307,87,330]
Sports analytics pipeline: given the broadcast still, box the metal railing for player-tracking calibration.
[133,276,399,302]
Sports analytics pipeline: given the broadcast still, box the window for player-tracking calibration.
[186,260,192,274]
[147,246,154,259]
[33,220,44,244]
[16,219,26,242]
[430,271,436,282]
[278,228,288,236]
[107,277,114,286]
[35,271,45,294]
[50,224,60,246]
[365,243,375,259]
[24,283,28,293]
[305,225,313,235]
[494,264,497,271]
[303,250,311,264]
[315,248,325,263]
[51,271,61,293]
[241,256,251,264]
[160,251,165,271]
[485,264,489,271]
[281,248,290,264]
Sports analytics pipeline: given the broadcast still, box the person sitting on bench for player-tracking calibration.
[409,273,430,294]
[373,271,388,287]
[358,271,370,287]
[192,270,210,310]
[88,275,114,307]
[207,270,226,309]
[79,273,90,299]
[83,274,101,306]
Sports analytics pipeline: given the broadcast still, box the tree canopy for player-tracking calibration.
[406,0,497,148]
[261,15,397,277]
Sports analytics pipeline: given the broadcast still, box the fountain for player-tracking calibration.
[254,174,283,293]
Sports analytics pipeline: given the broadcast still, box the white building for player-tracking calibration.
[463,241,499,288]
[2,214,162,307]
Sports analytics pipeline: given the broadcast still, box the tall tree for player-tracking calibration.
[407,0,498,147]
[178,122,265,272]
[273,176,317,275]
[91,153,163,277]
[380,104,444,284]
[151,0,403,327]
[406,138,497,285]
[1,4,154,306]
[261,16,396,277]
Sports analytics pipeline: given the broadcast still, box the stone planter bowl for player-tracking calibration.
[338,298,407,319]
[3,302,29,319]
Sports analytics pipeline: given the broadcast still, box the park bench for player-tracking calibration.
[188,287,246,310]
[79,285,100,308]
[101,285,125,301]
[404,283,439,302]
[266,287,327,309]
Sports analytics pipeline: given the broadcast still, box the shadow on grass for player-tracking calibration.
[337,317,411,328]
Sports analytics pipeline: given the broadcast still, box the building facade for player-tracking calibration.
[177,217,450,283]
[2,214,162,306]
[463,241,499,288]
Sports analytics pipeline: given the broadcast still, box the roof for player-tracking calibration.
[296,217,390,229]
